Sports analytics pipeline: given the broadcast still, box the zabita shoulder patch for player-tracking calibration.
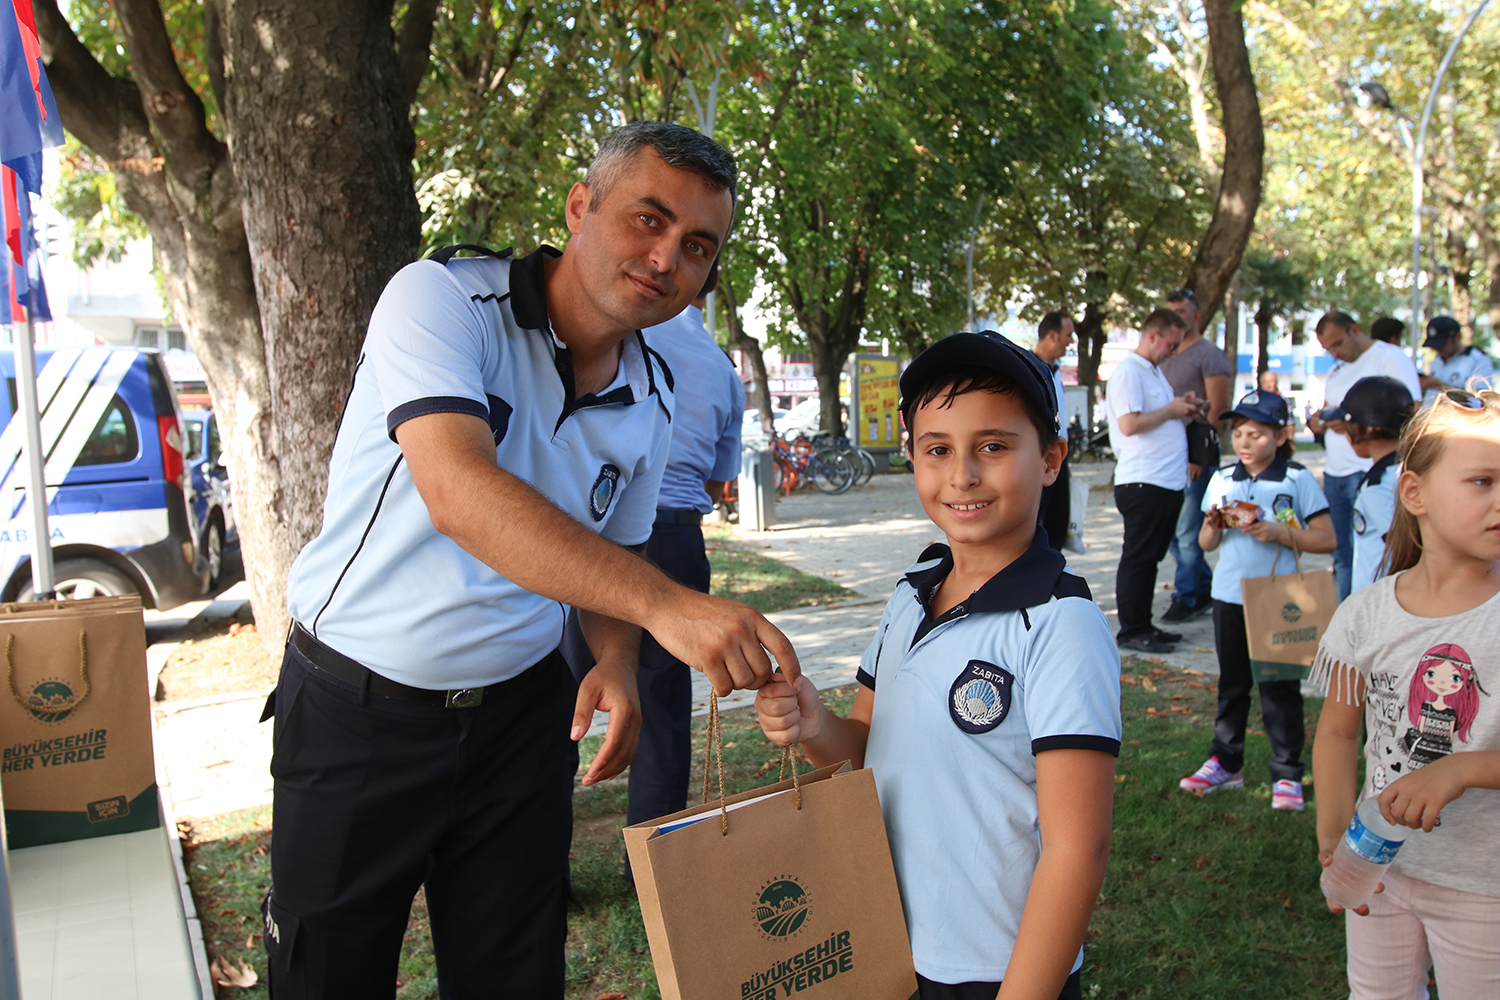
[589,464,621,521]
[949,659,1014,734]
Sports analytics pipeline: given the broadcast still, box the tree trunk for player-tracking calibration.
[718,273,775,432]
[215,0,422,554]
[1074,290,1108,430]
[1443,205,1473,342]
[1183,3,1264,331]
[36,0,294,647]
[1255,301,1272,377]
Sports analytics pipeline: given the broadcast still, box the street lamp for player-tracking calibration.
[1362,0,1493,361]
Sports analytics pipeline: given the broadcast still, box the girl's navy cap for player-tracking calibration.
[898,330,1060,430]
[1222,390,1291,426]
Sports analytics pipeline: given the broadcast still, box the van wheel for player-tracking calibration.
[19,559,137,601]
[205,519,225,587]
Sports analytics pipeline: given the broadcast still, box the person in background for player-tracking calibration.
[1160,289,1234,624]
[1311,389,1500,1000]
[1107,308,1202,654]
[566,280,745,841]
[1259,370,1280,394]
[1183,390,1334,811]
[1370,316,1407,346]
[1327,376,1415,595]
[1307,312,1422,600]
[1034,310,1075,551]
[1420,316,1495,403]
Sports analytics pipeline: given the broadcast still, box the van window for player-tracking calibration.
[184,419,204,462]
[207,418,221,466]
[74,396,140,466]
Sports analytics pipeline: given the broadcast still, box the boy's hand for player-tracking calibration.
[1242,518,1286,545]
[1379,756,1467,832]
[1203,506,1226,530]
[756,673,823,746]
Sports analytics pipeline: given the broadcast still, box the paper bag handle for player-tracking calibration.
[6,630,90,715]
[1269,533,1304,580]
[700,691,803,837]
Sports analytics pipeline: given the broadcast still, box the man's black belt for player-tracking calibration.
[654,507,704,526]
[289,623,556,709]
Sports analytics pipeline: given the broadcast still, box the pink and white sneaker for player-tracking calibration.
[1179,756,1244,794]
[1271,780,1305,811]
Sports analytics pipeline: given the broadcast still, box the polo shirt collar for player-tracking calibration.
[1362,451,1399,489]
[1230,455,1289,482]
[904,528,1068,616]
[509,245,670,423]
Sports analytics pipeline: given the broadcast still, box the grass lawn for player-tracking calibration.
[704,524,860,611]
[181,569,1349,997]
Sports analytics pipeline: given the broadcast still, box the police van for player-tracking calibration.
[0,347,208,606]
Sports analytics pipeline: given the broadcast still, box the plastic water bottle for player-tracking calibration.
[1321,798,1408,910]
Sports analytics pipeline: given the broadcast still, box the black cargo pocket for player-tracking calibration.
[261,890,300,973]
[268,647,310,770]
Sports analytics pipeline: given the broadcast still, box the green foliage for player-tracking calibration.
[49,139,150,268]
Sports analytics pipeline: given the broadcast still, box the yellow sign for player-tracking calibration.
[856,358,901,448]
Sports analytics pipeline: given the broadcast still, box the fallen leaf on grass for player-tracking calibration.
[1115,774,1128,783]
[1196,854,1211,869]
[1141,678,1157,692]
[1169,706,1194,715]
[1171,693,1188,700]
[1127,740,1143,748]
[1281,893,1293,910]
[245,932,260,949]
[1168,751,1187,757]
[1148,667,1170,678]
[211,956,258,988]
[599,993,628,999]
[1193,646,1214,654]
[1119,675,1140,686]
[1144,707,1159,715]
[723,741,737,748]
[219,908,236,917]
[1183,668,1207,677]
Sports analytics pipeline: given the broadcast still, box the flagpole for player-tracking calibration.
[14,283,55,599]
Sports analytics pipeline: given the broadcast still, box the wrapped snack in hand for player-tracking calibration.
[1220,501,1262,528]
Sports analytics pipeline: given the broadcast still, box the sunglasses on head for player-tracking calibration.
[1437,388,1494,410]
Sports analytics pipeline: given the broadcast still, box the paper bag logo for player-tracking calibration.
[949,660,1012,734]
[1281,602,1302,623]
[755,877,811,939]
[19,678,83,724]
[86,795,129,823]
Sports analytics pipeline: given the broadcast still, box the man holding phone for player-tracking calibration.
[1307,312,1420,600]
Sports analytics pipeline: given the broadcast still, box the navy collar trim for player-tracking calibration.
[1230,455,1290,482]
[1362,451,1399,489]
[903,528,1084,616]
[508,245,561,332]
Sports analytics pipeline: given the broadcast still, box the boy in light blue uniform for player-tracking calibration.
[757,332,1121,1000]
[1180,391,1334,811]
[1329,376,1413,594]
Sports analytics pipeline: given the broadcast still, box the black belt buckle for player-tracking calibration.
[445,687,483,709]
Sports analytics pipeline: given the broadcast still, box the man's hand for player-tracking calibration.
[1419,373,1445,392]
[647,590,801,695]
[1167,393,1200,422]
[756,673,824,746]
[1189,463,1203,481]
[572,658,640,786]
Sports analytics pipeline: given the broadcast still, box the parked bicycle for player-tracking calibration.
[770,432,856,495]
[808,432,876,486]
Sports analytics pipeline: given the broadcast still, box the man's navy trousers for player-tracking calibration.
[261,639,574,999]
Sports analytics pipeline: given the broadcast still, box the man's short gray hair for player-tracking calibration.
[586,122,738,221]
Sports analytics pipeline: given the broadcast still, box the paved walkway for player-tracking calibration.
[154,453,1335,817]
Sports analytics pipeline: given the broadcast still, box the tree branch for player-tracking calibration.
[112,0,222,181]
[32,0,153,160]
[397,0,442,106]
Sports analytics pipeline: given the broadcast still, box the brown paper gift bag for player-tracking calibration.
[0,595,160,847]
[624,696,916,1000]
[1241,543,1337,683]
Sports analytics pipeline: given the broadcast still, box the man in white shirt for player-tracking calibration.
[1307,311,1421,600]
[1032,310,1074,550]
[1420,315,1494,401]
[1106,308,1203,654]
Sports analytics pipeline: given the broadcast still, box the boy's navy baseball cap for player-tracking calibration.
[1221,389,1291,427]
[1422,316,1461,349]
[1326,376,1414,429]
[899,330,1059,430]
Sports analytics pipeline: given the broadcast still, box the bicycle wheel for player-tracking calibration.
[854,447,877,485]
[808,451,855,494]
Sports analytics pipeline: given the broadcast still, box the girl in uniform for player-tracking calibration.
[1178,390,1335,810]
[1311,387,1500,1000]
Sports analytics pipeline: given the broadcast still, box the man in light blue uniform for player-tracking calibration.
[268,123,798,999]
[1420,315,1494,402]
[570,285,745,831]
